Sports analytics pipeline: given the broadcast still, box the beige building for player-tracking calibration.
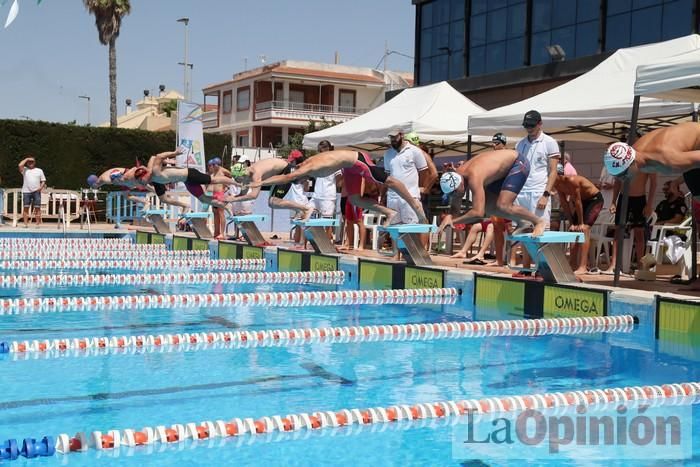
[100,88,188,132]
[202,60,412,147]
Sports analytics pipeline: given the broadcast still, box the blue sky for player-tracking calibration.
[0,0,415,125]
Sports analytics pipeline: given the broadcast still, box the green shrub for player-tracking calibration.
[0,120,229,190]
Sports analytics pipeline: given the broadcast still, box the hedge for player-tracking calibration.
[0,120,230,190]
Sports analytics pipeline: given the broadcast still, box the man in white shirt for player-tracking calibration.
[514,110,560,275]
[18,156,46,227]
[383,129,428,225]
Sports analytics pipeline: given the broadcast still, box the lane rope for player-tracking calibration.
[18,382,694,458]
[0,258,265,272]
[0,288,458,315]
[0,250,209,261]
[0,270,345,289]
[2,315,634,359]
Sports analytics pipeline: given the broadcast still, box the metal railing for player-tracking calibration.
[255,100,367,115]
[1,188,82,227]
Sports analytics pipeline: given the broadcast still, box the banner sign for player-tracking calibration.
[176,101,206,172]
[543,285,606,318]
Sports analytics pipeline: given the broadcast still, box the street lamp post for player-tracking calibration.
[177,17,190,101]
[78,95,91,126]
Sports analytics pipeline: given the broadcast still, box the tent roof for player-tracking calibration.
[635,48,700,102]
[468,35,699,142]
[303,81,489,152]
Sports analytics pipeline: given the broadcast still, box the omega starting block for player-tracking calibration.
[142,209,171,234]
[230,215,268,246]
[292,218,340,255]
[182,212,213,240]
[379,224,437,266]
[507,231,584,283]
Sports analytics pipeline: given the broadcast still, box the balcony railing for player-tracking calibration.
[254,100,367,122]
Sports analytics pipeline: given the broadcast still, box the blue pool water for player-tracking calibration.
[0,257,698,465]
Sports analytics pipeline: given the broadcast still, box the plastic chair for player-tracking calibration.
[355,213,385,250]
[646,216,692,267]
[589,208,632,272]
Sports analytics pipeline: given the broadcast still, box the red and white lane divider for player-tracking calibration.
[0,258,265,272]
[53,382,700,455]
[0,270,344,288]
[4,315,633,358]
[0,250,209,261]
[0,238,132,247]
[0,243,162,252]
[0,288,457,315]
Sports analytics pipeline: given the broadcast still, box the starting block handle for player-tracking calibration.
[507,232,584,244]
[292,218,340,227]
[182,212,212,219]
[379,224,437,235]
[231,215,267,223]
[142,209,168,216]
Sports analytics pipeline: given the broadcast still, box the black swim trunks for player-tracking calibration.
[152,182,166,197]
[683,168,700,198]
[485,153,530,194]
[615,194,647,227]
[571,192,604,226]
[185,168,212,186]
[270,164,294,199]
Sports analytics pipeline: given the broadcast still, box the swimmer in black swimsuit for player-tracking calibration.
[438,149,546,237]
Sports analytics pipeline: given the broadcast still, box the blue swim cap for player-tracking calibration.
[110,171,123,182]
[207,157,222,166]
[87,174,99,187]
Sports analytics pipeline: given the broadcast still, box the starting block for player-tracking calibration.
[142,209,171,234]
[379,224,437,266]
[508,231,584,283]
[182,212,213,239]
[292,218,340,255]
[230,215,267,246]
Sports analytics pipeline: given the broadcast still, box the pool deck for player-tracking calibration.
[2,221,699,299]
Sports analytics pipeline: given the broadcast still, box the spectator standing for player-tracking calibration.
[513,111,560,275]
[597,165,616,223]
[18,156,46,228]
[312,141,342,240]
[206,157,230,239]
[383,129,428,225]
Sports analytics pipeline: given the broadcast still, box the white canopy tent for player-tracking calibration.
[303,81,490,155]
[468,35,700,142]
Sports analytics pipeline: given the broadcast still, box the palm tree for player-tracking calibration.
[83,0,131,127]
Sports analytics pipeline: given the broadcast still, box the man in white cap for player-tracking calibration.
[437,149,546,236]
[382,129,429,226]
[513,110,560,275]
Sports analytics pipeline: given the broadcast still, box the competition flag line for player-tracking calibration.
[0,270,345,288]
[0,288,457,315]
[2,315,634,359]
[0,250,209,261]
[4,381,688,459]
[0,258,265,272]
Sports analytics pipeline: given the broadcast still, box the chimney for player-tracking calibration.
[125,98,132,114]
[159,84,166,97]
[143,89,150,99]
[334,51,340,64]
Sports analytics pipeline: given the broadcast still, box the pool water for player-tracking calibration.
[0,258,698,465]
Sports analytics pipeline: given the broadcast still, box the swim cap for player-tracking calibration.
[110,171,123,182]
[406,132,420,145]
[440,172,462,194]
[87,174,99,187]
[604,142,636,176]
[288,149,304,162]
[207,157,222,166]
[231,162,248,178]
[556,163,565,175]
[492,133,507,145]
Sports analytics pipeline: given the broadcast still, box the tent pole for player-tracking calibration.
[614,95,641,286]
[467,135,472,160]
[692,108,698,282]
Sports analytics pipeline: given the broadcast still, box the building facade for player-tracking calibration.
[202,60,412,147]
[414,0,697,108]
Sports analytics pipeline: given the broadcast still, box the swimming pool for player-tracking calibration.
[0,237,698,465]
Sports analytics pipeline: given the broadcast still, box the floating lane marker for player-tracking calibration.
[2,315,634,359]
[3,382,676,458]
[0,258,265,272]
[0,243,163,252]
[0,238,133,247]
[0,250,209,261]
[0,288,457,316]
[0,270,345,288]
